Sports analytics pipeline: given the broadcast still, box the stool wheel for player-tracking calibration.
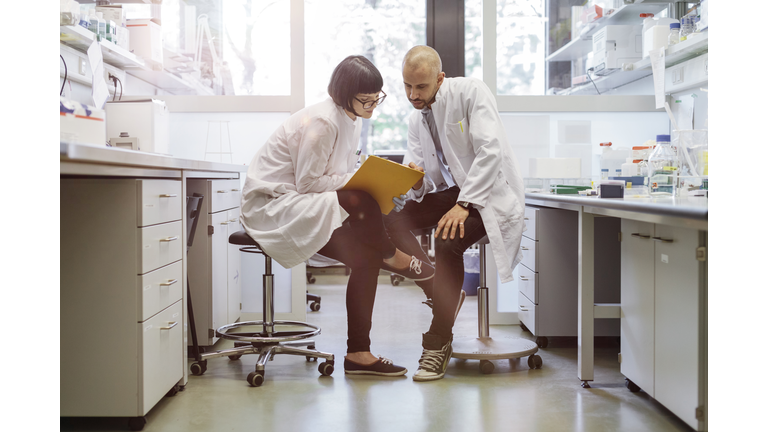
[479,360,495,374]
[536,336,549,348]
[247,371,265,387]
[319,361,334,376]
[306,356,318,362]
[228,354,243,361]
[190,360,207,376]
[527,354,543,369]
[310,301,321,311]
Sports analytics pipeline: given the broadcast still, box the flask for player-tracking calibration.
[668,23,681,47]
[647,135,678,196]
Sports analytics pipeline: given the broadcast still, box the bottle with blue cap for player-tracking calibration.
[647,134,678,196]
[668,22,681,47]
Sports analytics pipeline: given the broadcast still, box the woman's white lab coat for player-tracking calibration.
[404,77,525,283]
[240,98,360,269]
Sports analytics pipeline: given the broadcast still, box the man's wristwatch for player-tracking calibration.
[457,201,472,209]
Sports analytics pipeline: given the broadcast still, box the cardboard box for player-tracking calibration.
[126,19,163,67]
[105,99,169,154]
[60,97,106,146]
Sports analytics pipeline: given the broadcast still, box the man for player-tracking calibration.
[384,45,526,382]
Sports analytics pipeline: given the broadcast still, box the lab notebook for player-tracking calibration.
[341,156,424,215]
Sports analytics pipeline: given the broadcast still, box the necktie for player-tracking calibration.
[422,109,455,188]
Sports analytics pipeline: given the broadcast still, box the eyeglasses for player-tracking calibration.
[355,92,386,109]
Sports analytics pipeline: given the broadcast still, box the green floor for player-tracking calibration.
[61,274,693,432]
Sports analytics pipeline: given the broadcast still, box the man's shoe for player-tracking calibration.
[413,333,453,382]
[344,356,407,376]
[381,256,434,281]
[422,289,466,322]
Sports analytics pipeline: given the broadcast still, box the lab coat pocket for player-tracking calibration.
[445,117,473,158]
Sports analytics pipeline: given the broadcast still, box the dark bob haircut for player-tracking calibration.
[327,55,383,115]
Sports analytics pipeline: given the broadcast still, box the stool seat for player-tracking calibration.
[229,230,259,246]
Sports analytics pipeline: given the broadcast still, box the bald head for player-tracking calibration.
[403,45,442,78]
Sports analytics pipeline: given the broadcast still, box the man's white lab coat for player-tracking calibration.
[405,77,525,282]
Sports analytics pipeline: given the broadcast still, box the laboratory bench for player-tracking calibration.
[524,192,708,431]
[60,142,246,429]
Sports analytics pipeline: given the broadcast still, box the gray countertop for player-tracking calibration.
[60,142,248,173]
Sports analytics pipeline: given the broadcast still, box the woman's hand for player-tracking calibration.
[392,194,407,212]
[408,162,425,190]
[434,204,470,240]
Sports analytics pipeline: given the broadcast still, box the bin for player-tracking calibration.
[462,249,480,296]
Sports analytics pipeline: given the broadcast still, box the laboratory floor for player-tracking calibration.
[61,274,694,432]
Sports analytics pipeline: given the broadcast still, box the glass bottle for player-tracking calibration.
[680,16,694,41]
[647,134,678,196]
[668,23,681,47]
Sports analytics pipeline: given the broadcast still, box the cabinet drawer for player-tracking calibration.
[138,221,183,274]
[208,179,241,213]
[518,290,536,335]
[137,261,183,322]
[137,180,182,227]
[140,300,183,414]
[520,236,538,272]
[523,206,539,240]
[518,264,538,304]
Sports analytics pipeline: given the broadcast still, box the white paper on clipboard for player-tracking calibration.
[87,40,109,109]
[650,48,666,109]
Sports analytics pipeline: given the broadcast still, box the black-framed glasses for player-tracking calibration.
[355,91,386,109]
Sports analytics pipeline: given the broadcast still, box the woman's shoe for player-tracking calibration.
[381,256,434,281]
[344,356,408,376]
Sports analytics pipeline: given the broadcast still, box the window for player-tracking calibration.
[305,0,426,153]
[496,0,545,95]
[465,0,483,79]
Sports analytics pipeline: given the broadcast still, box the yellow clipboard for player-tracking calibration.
[341,155,425,215]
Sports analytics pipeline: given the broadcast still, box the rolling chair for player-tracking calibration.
[189,230,335,387]
[451,236,543,373]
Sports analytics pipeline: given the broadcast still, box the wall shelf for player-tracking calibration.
[60,25,214,96]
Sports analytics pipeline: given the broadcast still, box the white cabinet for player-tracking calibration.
[61,178,184,418]
[620,220,707,431]
[187,179,242,346]
[518,205,620,346]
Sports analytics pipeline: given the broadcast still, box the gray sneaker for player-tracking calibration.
[413,333,453,382]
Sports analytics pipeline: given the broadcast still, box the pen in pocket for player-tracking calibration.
[459,121,463,133]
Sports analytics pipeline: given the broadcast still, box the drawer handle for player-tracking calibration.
[652,237,674,243]
[160,321,178,330]
[229,218,238,223]
[159,194,178,198]
[524,217,529,220]
[231,189,240,192]
[160,236,179,242]
[160,279,178,287]
[519,276,529,281]
[519,306,528,311]
[217,190,228,193]
[631,233,651,239]
[521,246,529,251]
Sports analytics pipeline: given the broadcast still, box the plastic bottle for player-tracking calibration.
[668,23,681,47]
[97,12,107,41]
[642,15,679,57]
[621,158,638,176]
[647,135,678,196]
[88,9,99,35]
[680,16,694,41]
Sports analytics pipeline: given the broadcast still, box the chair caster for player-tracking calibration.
[190,360,207,376]
[480,360,495,374]
[535,336,549,348]
[228,354,243,360]
[165,384,180,397]
[310,301,321,311]
[127,416,146,431]
[319,361,334,376]
[247,371,265,387]
[527,354,543,369]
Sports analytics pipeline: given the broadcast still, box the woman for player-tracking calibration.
[240,55,433,376]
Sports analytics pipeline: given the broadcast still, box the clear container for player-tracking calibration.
[668,23,681,46]
[647,134,678,196]
[680,16,695,40]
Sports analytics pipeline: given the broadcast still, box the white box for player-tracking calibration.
[127,19,163,67]
[529,158,581,179]
[96,5,126,26]
[592,25,643,76]
[105,99,169,154]
[60,97,106,146]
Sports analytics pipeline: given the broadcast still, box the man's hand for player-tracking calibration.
[408,162,425,190]
[434,204,470,240]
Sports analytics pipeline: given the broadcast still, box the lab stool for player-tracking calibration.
[189,230,335,387]
[451,236,543,374]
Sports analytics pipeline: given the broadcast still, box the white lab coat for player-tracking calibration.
[404,77,525,282]
[240,98,360,269]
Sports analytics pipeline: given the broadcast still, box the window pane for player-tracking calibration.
[496,0,546,95]
[305,0,426,152]
[465,0,483,79]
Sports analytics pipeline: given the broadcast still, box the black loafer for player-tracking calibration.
[381,256,435,281]
[344,356,408,376]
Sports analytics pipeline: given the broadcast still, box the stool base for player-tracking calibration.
[452,336,542,374]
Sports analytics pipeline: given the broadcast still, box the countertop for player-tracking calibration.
[60,141,248,173]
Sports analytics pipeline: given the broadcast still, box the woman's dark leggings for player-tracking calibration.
[316,190,397,353]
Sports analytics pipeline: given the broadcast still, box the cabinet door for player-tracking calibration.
[654,225,702,429]
[227,209,242,324]
[620,219,655,396]
[211,211,229,335]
